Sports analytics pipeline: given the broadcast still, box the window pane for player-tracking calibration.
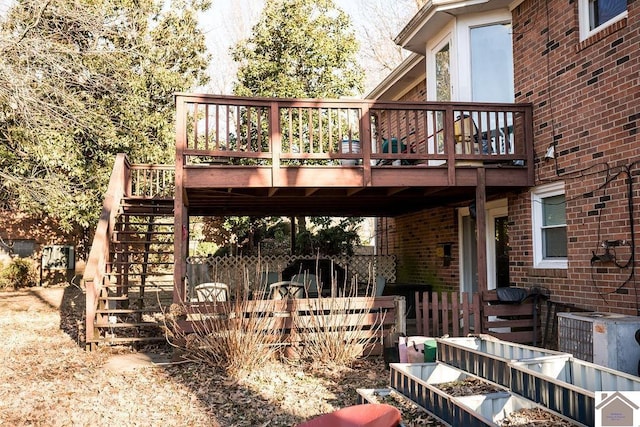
[435,43,450,102]
[470,24,514,103]
[590,0,626,29]
[543,227,567,258]
[13,240,35,258]
[542,194,566,226]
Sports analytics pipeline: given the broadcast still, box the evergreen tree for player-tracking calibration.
[232,0,364,98]
[222,0,364,255]
[0,0,211,230]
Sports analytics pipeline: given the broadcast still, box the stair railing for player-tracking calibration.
[83,153,131,349]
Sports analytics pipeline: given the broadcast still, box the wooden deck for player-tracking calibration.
[83,94,536,347]
[175,94,534,217]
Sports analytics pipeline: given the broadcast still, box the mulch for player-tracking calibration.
[0,285,393,427]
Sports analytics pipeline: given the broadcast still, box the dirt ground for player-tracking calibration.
[0,285,408,426]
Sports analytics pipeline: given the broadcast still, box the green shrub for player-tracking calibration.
[0,258,39,290]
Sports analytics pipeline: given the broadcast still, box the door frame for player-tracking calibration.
[458,198,508,293]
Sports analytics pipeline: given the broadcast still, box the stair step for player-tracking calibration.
[87,336,165,344]
[118,211,174,217]
[122,196,173,206]
[116,220,174,225]
[101,296,132,301]
[95,321,160,328]
[110,261,175,266]
[107,273,173,277]
[96,308,158,314]
[111,250,173,254]
[112,240,173,245]
[113,230,173,236]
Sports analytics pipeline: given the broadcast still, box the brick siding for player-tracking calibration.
[511,0,640,314]
[0,210,86,286]
[377,2,640,314]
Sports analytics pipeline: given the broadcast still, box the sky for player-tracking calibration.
[0,0,417,95]
[198,0,416,95]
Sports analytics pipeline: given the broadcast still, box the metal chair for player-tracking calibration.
[193,282,229,302]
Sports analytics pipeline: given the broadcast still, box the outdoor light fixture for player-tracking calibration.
[544,144,556,160]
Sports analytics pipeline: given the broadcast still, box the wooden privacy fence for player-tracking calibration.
[177,295,405,356]
[415,289,543,345]
[415,291,480,338]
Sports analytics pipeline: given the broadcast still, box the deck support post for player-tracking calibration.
[394,296,406,335]
[174,97,188,303]
[475,168,487,292]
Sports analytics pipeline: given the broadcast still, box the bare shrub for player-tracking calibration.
[293,280,386,368]
[164,289,286,378]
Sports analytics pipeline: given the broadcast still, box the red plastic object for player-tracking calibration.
[296,403,402,427]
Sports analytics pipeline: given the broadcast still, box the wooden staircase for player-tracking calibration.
[90,198,174,347]
[84,155,176,349]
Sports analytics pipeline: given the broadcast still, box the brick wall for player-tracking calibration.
[511,0,640,314]
[378,207,459,291]
[375,80,463,289]
[0,210,86,286]
[378,2,640,314]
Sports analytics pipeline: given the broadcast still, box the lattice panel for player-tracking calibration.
[186,254,396,292]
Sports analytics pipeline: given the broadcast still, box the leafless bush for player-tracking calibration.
[293,280,386,368]
[164,288,286,378]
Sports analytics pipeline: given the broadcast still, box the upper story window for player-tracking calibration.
[531,182,567,269]
[579,0,627,40]
[427,11,513,103]
[469,23,514,103]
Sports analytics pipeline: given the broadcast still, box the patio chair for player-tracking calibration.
[269,281,305,299]
[193,282,229,302]
[454,114,495,156]
[454,114,480,155]
[291,273,319,297]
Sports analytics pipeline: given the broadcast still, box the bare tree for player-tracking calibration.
[351,0,423,94]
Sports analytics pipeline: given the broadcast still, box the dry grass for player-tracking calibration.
[0,285,390,427]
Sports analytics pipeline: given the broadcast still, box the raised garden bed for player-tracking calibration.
[434,377,503,397]
[389,361,582,426]
[436,335,569,387]
[357,388,445,426]
[453,392,579,427]
[511,355,640,426]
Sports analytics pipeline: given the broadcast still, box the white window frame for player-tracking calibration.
[427,25,455,102]
[531,181,568,269]
[578,0,628,41]
[456,10,513,102]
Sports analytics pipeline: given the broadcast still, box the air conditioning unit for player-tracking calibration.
[558,312,640,376]
[41,245,75,270]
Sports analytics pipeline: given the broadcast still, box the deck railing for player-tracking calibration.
[175,94,534,171]
[83,154,130,349]
[129,164,175,198]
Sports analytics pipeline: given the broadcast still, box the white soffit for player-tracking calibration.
[395,0,514,53]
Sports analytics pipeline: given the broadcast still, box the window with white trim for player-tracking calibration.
[531,182,567,269]
[579,0,627,40]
